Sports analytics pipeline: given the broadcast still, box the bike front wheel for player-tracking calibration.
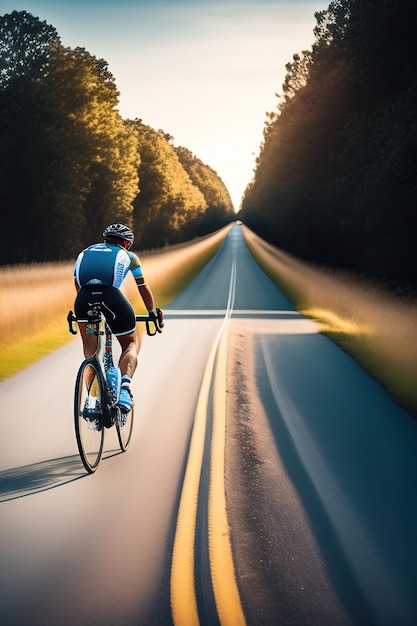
[74,360,105,473]
[116,403,134,452]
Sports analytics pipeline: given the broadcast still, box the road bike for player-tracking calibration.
[67,306,163,474]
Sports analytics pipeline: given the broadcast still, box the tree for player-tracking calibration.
[0,11,140,262]
[175,146,235,232]
[0,11,233,262]
[0,11,60,263]
[0,10,59,88]
[39,45,139,257]
[240,0,417,287]
[131,122,208,248]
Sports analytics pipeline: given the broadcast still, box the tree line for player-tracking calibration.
[0,11,234,264]
[239,0,417,290]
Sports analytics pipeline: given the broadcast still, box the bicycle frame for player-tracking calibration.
[67,306,163,473]
[69,308,115,422]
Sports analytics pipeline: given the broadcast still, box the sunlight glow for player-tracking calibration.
[1,0,329,209]
[303,308,375,337]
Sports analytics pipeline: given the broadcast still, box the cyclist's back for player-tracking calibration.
[73,223,158,414]
[74,242,142,289]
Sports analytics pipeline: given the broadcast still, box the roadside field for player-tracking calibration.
[243,225,417,416]
[0,225,231,379]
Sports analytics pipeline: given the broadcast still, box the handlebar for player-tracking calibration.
[67,308,164,337]
[135,308,164,336]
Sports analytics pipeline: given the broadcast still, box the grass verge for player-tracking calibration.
[0,225,232,380]
[242,225,417,416]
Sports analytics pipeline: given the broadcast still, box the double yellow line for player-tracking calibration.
[170,263,246,626]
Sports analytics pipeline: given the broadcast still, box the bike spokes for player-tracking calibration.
[75,361,104,473]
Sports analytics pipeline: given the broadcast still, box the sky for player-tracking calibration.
[2,0,329,209]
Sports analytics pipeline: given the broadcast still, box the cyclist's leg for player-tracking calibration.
[74,286,98,359]
[78,322,98,359]
[75,323,98,394]
[101,287,138,412]
[102,286,139,378]
[117,332,137,412]
[117,330,139,379]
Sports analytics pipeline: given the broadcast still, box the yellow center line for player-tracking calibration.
[170,262,245,626]
[209,316,246,626]
[170,341,216,626]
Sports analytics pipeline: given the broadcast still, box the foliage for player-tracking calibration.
[39,45,139,255]
[130,121,206,247]
[131,121,233,248]
[175,146,235,232]
[0,10,58,87]
[0,11,139,262]
[0,11,233,263]
[240,0,417,289]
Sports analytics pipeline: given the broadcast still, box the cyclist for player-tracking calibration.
[73,223,159,414]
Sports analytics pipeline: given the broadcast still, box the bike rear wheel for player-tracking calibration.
[74,360,105,473]
[116,403,134,452]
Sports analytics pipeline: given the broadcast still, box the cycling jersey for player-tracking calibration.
[74,243,144,288]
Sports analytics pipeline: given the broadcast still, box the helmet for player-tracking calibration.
[102,223,134,249]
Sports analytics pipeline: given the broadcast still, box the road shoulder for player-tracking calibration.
[225,320,350,625]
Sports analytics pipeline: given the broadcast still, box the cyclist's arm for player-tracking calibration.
[138,283,155,312]
[129,252,156,312]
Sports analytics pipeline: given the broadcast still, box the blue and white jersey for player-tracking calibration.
[74,243,144,288]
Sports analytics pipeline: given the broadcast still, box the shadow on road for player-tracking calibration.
[0,447,129,502]
[0,455,87,502]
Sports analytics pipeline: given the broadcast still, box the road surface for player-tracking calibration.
[1,224,416,625]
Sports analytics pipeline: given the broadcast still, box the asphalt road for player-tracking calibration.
[1,224,416,625]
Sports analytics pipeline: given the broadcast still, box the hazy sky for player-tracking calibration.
[2,0,329,209]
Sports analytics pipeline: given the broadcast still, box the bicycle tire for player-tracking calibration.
[116,403,134,452]
[74,360,105,473]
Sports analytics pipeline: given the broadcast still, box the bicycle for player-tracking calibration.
[67,306,164,474]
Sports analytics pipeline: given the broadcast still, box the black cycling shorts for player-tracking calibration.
[74,285,136,337]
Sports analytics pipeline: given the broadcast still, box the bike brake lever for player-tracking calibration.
[145,320,157,336]
[67,311,78,335]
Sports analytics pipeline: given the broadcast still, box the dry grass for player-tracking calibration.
[243,225,417,416]
[0,225,231,379]
[0,262,74,348]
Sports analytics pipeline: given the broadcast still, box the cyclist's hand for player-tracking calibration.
[149,308,164,332]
